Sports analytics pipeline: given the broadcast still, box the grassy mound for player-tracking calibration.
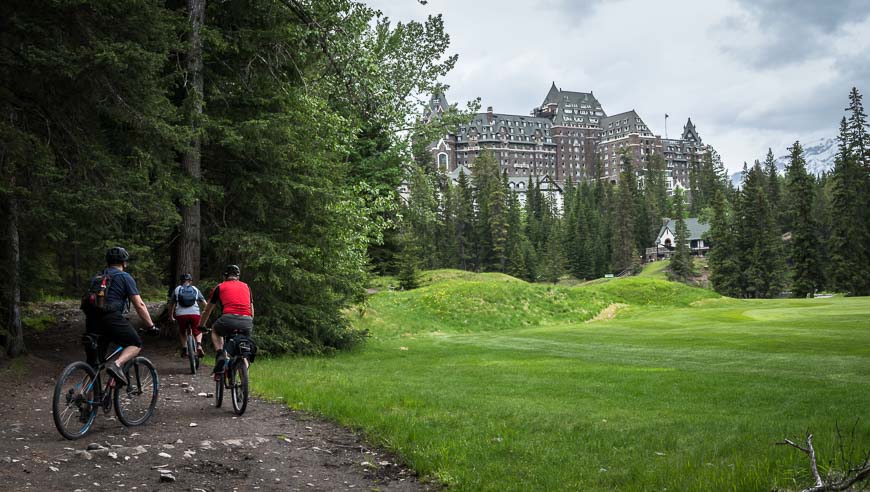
[354,271,718,338]
[637,259,670,278]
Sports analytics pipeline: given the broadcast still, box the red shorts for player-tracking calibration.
[176,314,202,337]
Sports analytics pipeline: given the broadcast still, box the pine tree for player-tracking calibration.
[737,162,785,298]
[644,154,669,244]
[763,148,784,232]
[488,171,509,271]
[539,225,565,284]
[396,231,421,290]
[505,187,526,278]
[611,151,637,272]
[404,164,439,269]
[784,141,823,297]
[669,188,693,282]
[707,189,742,296]
[828,117,870,295]
[455,169,476,271]
[438,179,459,268]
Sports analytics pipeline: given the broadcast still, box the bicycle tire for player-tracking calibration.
[231,359,248,415]
[52,361,98,440]
[187,333,197,375]
[214,370,224,408]
[114,357,159,427]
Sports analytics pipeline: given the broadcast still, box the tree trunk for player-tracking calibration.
[6,195,24,357]
[177,0,205,282]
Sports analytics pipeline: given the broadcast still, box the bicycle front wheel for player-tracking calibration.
[187,333,197,375]
[52,361,98,440]
[230,359,248,415]
[114,357,159,426]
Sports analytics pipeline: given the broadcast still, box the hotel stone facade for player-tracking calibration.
[426,83,720,194]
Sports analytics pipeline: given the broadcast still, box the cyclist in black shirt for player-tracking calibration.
[82,247,159,385]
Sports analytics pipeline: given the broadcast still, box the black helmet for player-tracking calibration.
[224,264,241,278]
[180,273,193,282]
[106,247,130,265]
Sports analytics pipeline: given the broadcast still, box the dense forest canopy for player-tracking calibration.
[0,0,472,356]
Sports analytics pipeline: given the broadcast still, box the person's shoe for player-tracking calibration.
[106,362,128,387]
[180,347,188,359]
[212,355,225,374]
[196,344,205,358]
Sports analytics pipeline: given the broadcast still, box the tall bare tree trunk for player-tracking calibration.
[6,195,24,357]
[177,0,205,282]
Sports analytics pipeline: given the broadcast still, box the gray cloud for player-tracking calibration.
[368,0,870,171]
[722,0,870,67]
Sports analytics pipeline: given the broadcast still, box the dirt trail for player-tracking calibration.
[0,303,426,491]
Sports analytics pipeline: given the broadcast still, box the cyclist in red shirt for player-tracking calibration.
[199,265,253,373]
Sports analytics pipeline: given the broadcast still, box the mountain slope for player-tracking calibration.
[730,136,836,187]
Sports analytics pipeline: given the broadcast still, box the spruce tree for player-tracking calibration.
[396,231,421,290]
[707,189,742,296]
[669,188,693,282]
[784,141,823,297]
[737,162,785,298]
[828,117,870,295]
[488,171,509,271]
[611,151,638,273]
[763,148,784,232]
[455,170,476,271]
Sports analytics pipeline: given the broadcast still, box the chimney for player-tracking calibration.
[486,106,494,123]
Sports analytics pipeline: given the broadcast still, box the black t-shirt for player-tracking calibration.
[103,267,140,312]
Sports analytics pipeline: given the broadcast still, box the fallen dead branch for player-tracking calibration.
[777,432,870,492]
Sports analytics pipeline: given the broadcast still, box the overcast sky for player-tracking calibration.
[368,0,870,172]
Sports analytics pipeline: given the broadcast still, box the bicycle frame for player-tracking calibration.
[85,345,124,407]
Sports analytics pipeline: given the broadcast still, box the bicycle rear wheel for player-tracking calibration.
[187,333,197,375]
[114,357,159,426]
[52,361,98,440]
[230,359,248,415]
[214,370,224,408]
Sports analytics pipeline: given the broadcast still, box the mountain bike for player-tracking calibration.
[183,325,201,375]
[213,330,255,416]
[52,334,159,440]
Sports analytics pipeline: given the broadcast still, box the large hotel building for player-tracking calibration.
[426,83,720,194]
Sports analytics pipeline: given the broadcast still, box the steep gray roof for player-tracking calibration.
[456,112,555,145]
[682,118,701,143]
[600,110,654,140]
[535,83,606,126]
[542,81,560,105]
[658,218,709,241]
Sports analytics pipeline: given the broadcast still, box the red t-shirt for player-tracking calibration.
[209,280,253,316]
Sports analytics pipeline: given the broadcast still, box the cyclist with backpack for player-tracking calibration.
[198,265,253,374]
[168,273,207,358]
[81,247,159,386]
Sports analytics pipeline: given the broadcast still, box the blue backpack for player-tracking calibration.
[177,285,198,307]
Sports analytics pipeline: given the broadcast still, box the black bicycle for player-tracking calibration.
[183,326,201,375]
[52,334,159,440]
[214,330,255,416]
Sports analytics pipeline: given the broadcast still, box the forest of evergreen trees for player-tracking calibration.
[400,88,870,301]
[0,0,467,357]
[1,1,867,360]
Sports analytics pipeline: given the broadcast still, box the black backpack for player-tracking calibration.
[177,285,198,307]
[225,335,258,363]
[81,270,121,313]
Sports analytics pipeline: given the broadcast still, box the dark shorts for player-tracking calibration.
[85,311,142,360]
[213,314,253,338]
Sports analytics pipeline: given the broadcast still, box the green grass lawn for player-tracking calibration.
[638,259,670,278]
[253,270,870,491]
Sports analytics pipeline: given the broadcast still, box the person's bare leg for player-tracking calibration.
[115,346,141,367]
[211,330,223,353]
